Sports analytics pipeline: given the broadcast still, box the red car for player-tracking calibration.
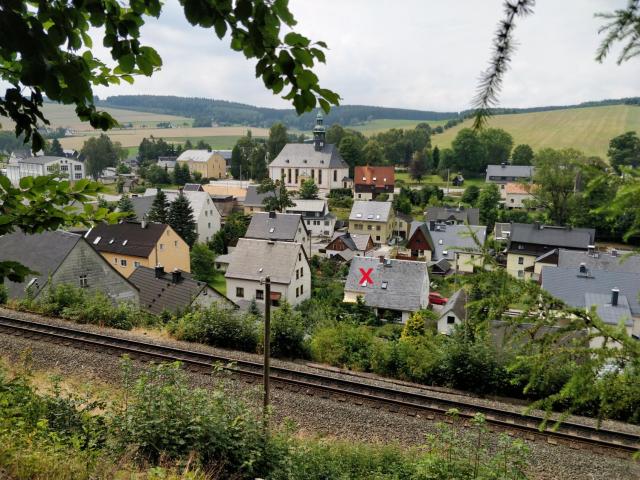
[429,292,449,305]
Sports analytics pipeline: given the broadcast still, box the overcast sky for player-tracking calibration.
[89,0,640,112]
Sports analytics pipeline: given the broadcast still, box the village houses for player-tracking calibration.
[353,165,395,200]
[325,232,375,262]
[177,149,226,179]
[286,199,336,237]
[485,164,535,199]
[244,212,310,256]
[348,200,395,245]
[6,155,87,185]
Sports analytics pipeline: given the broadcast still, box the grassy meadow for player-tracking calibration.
[349,118,448,134]
[432,104,640,158]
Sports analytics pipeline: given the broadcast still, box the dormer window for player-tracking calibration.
[122,240,128,246]
[362,176,366,181]
[381,281,388,290]
[383,177,387,182]
[373,177,377,181]
[269,227,275,233]
[93,236,101,245]
[356,213,362,218]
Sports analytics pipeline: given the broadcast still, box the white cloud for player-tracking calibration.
[43,0,640,111]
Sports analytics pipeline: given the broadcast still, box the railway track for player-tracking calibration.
[0,314,638,458]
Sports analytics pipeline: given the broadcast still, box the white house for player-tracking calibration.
[244,211,310,256]
[225,238,311,308]
[135,189,222,243]
[286,199,336,237]
[437,289,468,335]
[268,113,350,193]
[6,156,87,185]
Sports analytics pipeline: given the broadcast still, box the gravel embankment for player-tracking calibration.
[0,307,639,480]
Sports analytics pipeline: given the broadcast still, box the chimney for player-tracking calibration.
[141,214,148,229]
[611,288,619,307]
[501,162,506,168]
[579,262,587,274]
[269,211,276,219]
[171,269,182,283]
[155,265,164,278]
[587,245,595,256]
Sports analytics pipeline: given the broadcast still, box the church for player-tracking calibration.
[268,113,351,193]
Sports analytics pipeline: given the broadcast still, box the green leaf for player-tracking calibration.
[284,32,310,47]
[0,175,10,191]
[19,176,33,189]
[118,54,135,73]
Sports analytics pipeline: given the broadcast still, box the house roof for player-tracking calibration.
[557,249,640,273]
[354,166,395,187]
[349,200,392,222]
[329,232,372,252]
[177,150,220,163]
[540,265,640,317]
[428,224,486,261]
[396,211,413,223]
[440,289,468,321]
[585,292,633,327]
[430,258,452,274]
[0,230,82,298]
[245,212,305,242]
[287,199,327,214]
[244,184,274,207]
[494,222,512,240]
[85,221,167,257]
[509,223,595,250]
[408,221,436,252]
[129,266,233,315]
[485,164,534,180]
[345,257,429,312]
[202,183,248,199]
[183,183,204,191]
[224,238,304,284]
[505,182,534,195]
[425,207,480,225]
[213,199,235,218]
[14,155,73,165]
[269,143,348,169]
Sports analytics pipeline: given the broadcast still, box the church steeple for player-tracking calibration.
[313,111,325,151]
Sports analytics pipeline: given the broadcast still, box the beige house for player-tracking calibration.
[348,200,395,245]
[225,238,310,308]
[505,183,535,209]
[177,150,226,179]
[85,221,190,278]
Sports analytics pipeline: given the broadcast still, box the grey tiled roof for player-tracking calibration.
[509,223,595,249]
[349,200,392,222]
[425,207,479,225]
[485,164,534,180]
[183,183,204,191]
[129,266,233,315]
[244,184,274,207]
[345,257,429,312]
[85,222,166,257]
[14,155,70,165]
[557,249,640,273]
[541,265,640,316]
[269,143,348,169]
[287,199,327,214]
[429,224,487,261]
[585,292,633,327]
[245,212,304,242]
[225,238,304,284]
[329,232,372,252]
[130,195,154,221]
[441,289,468,320]
[0,230,81,298]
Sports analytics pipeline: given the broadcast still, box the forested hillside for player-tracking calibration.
[96,95,459,129]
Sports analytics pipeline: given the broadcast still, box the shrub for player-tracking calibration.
[270,302,307,359]
[310,323,375,371]
[169,304,259,352]
[0,284,7,304]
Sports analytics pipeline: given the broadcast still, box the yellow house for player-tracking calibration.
[85,221,190,278]
[177,150,226,179]
[348,200,395,245]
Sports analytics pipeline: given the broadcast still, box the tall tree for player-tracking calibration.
[299,178,319,199]
[48,138,64,156]
[432,146,441,172]
[266,123,288,160]
[148,189,169,224]
[230,145,242,179]
[338,134,364,174]
[81,134,119,179]
[168,192,197,247]
[362,140,386,165]
[258,175,295,212]
[477,184,501,229]
[479,128,513,165]
[451,128,487,175]
[190,243,217,283]
[250,142,268,181]
[173,163,191,185]
[461,185,480,205]
[0,1,338,153]
[532,148,584,225]
[325,124,346,145]
[117,194,136,219]
[409,149,427,181]
[511,144,534,165]
[607,131,640,173]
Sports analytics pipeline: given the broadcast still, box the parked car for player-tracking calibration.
[428,292,448,305]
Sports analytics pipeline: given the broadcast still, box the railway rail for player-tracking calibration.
[0,314,638,458]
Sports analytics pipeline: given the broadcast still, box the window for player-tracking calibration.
[236,287,245,298]
[358,194,361,199]
[300,267,304,277]
[159,244,164,250]
[324,220,329,226]
[381,281,388,290]
[518,257,524,265]
[120,259,127,267]
[60,165,69,172]
[93,236,102,245]
[447,316,455,325]
[517,270,524,278]
[298,253,302,261]
[74,173,82,179]
[296,269,299,280]
[205,210,208,216]
[376,225,381,231]
[208,222,211,228]
[376,235,381,241]
[307,220,311,225]
[134,261,140,268]
[271,298,280,307]
[296,286,299,297]
[300,284,303,294]
[318,169,322,184]
[79,275,88,288]
[256,289,264,300]
[174,241,178,247]
[367,225,372,230]
[333,170,337,182]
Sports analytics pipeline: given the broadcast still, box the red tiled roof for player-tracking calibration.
[354,166,395,188]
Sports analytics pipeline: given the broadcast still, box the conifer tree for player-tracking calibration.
[168,192,197,247]
[117,194,136,219]
[148,189,169,224]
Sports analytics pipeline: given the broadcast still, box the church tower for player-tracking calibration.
[313,111,326,151]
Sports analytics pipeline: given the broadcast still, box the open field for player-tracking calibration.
[0,103,192,132]
[58,126,268,150]
[395,171,485,189]
[432,105,640,158]
[351,118,448,134]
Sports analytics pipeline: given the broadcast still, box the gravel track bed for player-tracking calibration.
[0,329,638,480]
[2,307,638,436]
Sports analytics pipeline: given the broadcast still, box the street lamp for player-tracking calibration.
[260,275,272,427]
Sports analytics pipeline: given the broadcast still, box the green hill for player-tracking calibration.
[432,105,640,159]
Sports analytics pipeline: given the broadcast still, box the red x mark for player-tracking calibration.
[359,268,373,286]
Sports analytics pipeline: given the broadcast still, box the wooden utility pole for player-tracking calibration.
[262,276,271,424]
